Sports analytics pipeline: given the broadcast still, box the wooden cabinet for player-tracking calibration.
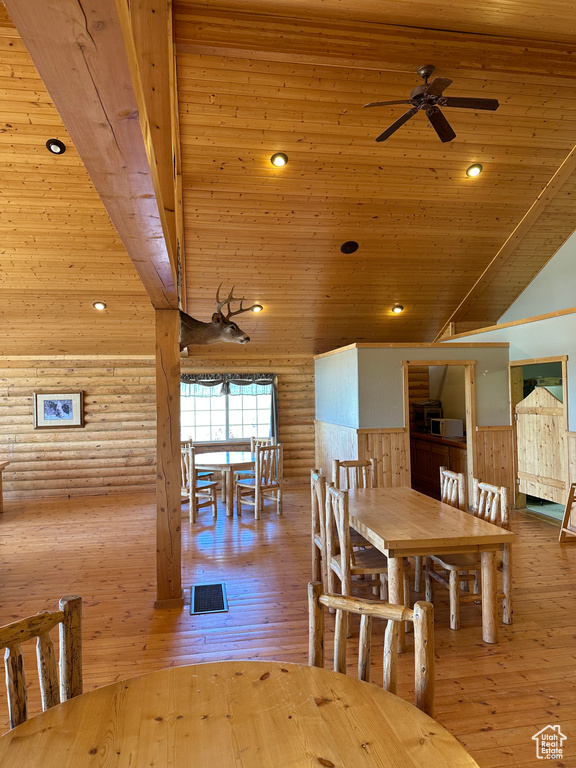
[410,434,467,499]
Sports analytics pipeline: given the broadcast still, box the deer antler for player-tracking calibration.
[215,283,260,319]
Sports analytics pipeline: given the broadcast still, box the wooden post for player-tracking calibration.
[59,596,83,701]
[155,310,183,608]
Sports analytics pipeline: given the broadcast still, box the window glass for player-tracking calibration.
[181,381,272,442]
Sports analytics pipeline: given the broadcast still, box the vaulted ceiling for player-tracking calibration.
[1,1,576,356]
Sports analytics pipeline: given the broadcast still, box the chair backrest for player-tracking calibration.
[471,479,510,529]
[308,582,434,716]
[332,458,378,490]
[255,443,283,486]
[181,445,191,492]
[439,466,467,510]
[311,469,327,542]
[0,596,82,729]
[250,436,275,451]
[326,485,354,575]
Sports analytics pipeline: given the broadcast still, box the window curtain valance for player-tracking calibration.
[180,373,278,438]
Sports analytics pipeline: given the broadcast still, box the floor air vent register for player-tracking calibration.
[190,583,228,615]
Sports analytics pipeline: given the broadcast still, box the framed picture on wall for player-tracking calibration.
[33,391,84,429]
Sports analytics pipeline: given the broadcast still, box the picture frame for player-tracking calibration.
[33,391,84,429]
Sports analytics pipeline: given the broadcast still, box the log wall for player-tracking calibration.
[0,355,314,500]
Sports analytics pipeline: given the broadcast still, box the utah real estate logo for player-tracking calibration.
[532,725,567,760]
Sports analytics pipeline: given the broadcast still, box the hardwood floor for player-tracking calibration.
[0,491,574,767]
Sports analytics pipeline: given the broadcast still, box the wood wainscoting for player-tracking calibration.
[315,421,409,487]
[317,420,514,499]
[475,426,515,495]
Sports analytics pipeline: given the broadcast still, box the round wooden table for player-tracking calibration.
[0,661,479,767]
[195,451,255,516]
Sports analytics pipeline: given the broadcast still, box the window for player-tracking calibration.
[181,375,276,443]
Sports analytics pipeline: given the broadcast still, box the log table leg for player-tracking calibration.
[387,556,405,653]
[481,550,498,643]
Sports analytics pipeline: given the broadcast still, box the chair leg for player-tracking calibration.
[236,484,242,516]
[211,487,217,518]
[424,558,434,603]
[254,484,261,520]
[449,570,460,630]
[414,556,423,592]
[276,487,282,516]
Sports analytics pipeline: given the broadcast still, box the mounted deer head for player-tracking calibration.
[179,285,261,350]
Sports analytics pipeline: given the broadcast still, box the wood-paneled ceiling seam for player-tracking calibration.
[434,142,576,339]
[4,0,178,310]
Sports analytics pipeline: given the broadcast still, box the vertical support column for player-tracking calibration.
[155,309,183,608]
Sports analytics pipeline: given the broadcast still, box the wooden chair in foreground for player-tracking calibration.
[236,443,283,518]
[182,445,218,523]
[559,483,576,543]
[308,582,435,716]
[425,479,512,629]
[0,596,82,729]
[413,466,467,592]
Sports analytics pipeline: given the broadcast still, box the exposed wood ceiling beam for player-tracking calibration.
[4,0,178,309]
[175,8,576,80]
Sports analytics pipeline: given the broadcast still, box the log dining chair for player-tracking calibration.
[325,485,390,604]
[332,458,378,550]
[425,478,512,629]
[413,466,467,592]
[236,443,283,518]
[311,469,329,589]
[234,436,276,483]
[308,581,435,716]
[181,440,213,480]
[182,444,218,523]
[0,596,82,729]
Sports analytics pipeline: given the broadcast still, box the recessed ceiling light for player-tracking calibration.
[271,152,288,167]
[93,301,107,311]
[466,163,483,177]
[46,139,66,155]
[252,304,263,313]
[340,241,359,254]
[391,304,404,314]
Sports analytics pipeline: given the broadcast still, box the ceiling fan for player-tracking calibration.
[364,64,499,143]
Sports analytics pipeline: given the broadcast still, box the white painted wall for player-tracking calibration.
[315,347,359,428]
[445,315,576,429]
[315,345,510,429]
[429,365,466,420]
[499,228,576,323]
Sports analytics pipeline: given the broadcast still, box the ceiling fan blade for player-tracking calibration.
[426,106,456,143]
[364,99,411,108]
[375,106,419,142]
[443,96,499,111]
[424,77,453,97]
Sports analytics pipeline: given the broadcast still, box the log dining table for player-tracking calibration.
[347,486,515,647]
[0,661,479,767]
[195,451,255,517]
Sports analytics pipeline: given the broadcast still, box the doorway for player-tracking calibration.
[403,360,476,503]
[510,356,568,519]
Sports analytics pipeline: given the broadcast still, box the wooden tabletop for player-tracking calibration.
[348,486,514,556]
[0,661,479,767]
[195,451,254,469]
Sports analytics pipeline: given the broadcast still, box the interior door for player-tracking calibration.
[515,386,567,503]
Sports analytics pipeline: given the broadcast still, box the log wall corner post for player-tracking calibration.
[155,309,183,608]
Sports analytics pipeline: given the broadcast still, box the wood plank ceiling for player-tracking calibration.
[2,1,576,355]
